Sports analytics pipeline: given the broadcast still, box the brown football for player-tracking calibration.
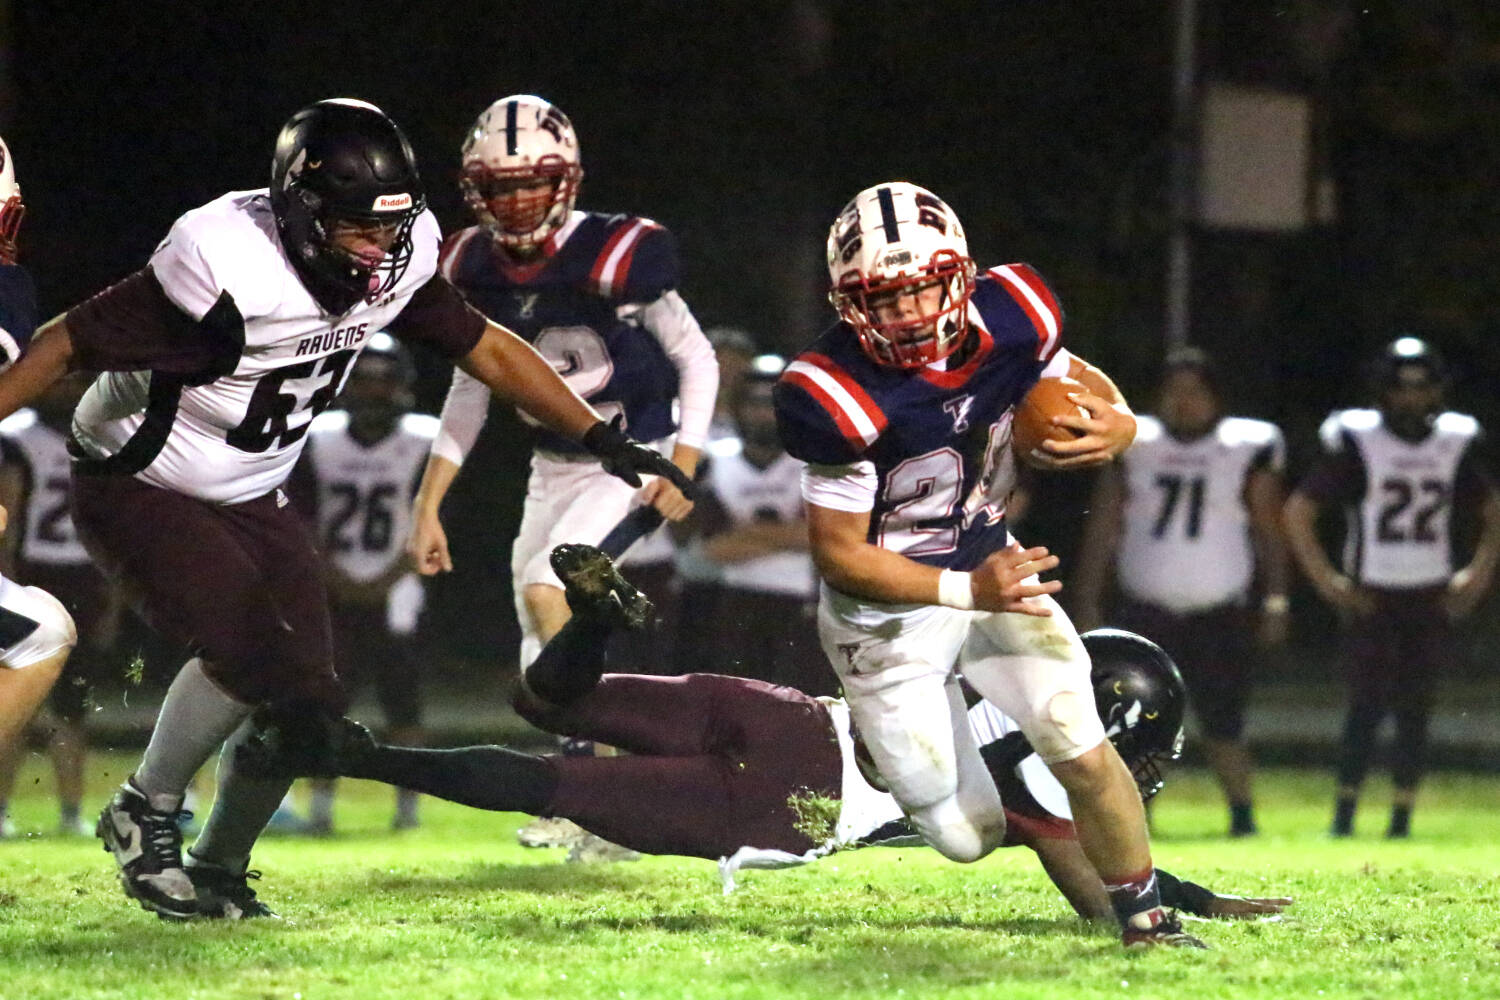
[1012,376,1089,458]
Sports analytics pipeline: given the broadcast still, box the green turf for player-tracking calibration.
[2,756,1497,1000]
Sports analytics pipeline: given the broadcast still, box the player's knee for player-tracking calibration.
[909,797,1005,863]
[4,587,78,670]
[1025,689,1106,764]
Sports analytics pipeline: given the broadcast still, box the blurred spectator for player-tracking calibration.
[685,354,827,695]
[0,372,119,836]
[1283,337,1500,838]
[1073,348,1289,837]
[292,336,434,833]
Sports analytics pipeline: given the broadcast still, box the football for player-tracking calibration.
[1012,376,1089,459]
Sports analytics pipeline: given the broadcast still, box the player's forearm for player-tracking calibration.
[811,536,952,606]
[1071,469,1123,611]
[459,323,599,442]
[0,317,74,422]
[1247,472,1292,600]
[1461,491,1500,582]
[1282,491,1342,594]
[669,442,702,478]
[1030,835,1114,922]
[703,521,808,563]
[412,454,461,517]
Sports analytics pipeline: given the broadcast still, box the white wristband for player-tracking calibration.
[1261,594,1290,614]
[937,569,975,611]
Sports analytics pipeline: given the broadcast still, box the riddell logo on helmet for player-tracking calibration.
[881,250,913,267]
[373,193,413,211]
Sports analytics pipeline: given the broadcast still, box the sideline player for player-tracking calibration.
[772,183,1197,947]
[688,354,825,693]
[0,135,79,818]
[0,100,689,919]
[406,95,716,854]
[1073,347,1290,836]
[0,372,113,836]
[1283,337,1500,838]
[243,545,1291,925]
[292,334,434,833]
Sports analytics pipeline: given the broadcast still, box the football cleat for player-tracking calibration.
[517,815,587,848]
[566,833,643,864]
[96,782,197,920]
[1122,911,1209,949]
[548,543,653,630]
[184,859,278,920]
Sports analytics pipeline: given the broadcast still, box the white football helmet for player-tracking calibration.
[0,135,23,265]
[826,182,976,369]
[460,95,583,254]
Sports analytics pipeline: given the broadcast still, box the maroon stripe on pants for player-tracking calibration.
[530,673,843,859]
[70,471,337,707]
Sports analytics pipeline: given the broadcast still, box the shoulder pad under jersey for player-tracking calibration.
[587,214,677,303]
[775,350,888,465]
[972,262,1065,362]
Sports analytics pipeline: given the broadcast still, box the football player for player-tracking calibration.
[291,334,435,833]
[242,545,1291,926]
[406,94,716,856]
[687,354,826,693]
[0,135,79,832]
[1072,347,1290,836]
[1283,337,1500,838]
[0,372,115,836]
[0,100,689,920]
[407,95,717,670]
[770,183,1199,947]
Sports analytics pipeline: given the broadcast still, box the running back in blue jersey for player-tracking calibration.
[0,262,38,370]
[439,211,682,452]
[774,263,1065,572]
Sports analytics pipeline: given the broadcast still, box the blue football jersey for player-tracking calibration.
[440,211,683,454]
[774,263,1065,571]
[0,262,38,371]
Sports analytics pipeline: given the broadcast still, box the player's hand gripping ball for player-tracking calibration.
[1011,376,1088,461]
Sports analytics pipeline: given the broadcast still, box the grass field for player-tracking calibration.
[2,755,1497,1000]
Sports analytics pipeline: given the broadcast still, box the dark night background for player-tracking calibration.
[4,1,1499,672]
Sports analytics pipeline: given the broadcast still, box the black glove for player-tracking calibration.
[582,415,697,497]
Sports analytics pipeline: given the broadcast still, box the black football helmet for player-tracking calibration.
[1082,628,1187,801]
[1369,336,1447,440]
[270,99,426,315]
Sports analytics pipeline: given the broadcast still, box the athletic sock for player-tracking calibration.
[1387,805,1411,838]
[135,658,253,810]
[342,744,558,815]
[1331,794,1357,836]
[309,783,336,828]
[59,803,81,828]
[1104,866,1165,931]
[1229,802,1256,836]
[189,718,294,873]
[524,615,613,706]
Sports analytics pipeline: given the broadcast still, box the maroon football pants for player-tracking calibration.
[71,472,339,708]
[520,672,843,859]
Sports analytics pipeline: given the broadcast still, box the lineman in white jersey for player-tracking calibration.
[1074,348,1290,836]
[0,99,690,921]
[293,335,434,833]
[0,137,78,832]
[1284,337,1500,838]
[690,354,825,693]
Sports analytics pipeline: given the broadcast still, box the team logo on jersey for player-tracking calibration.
[373,193,413,211]
[514,292,540,319]
[943,394,975,433]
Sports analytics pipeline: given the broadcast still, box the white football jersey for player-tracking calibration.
[71,190,443,504]
[704,437,815,597]
[1321,408,1479,588]
[0,410,89,566]
[1115,415,1284,611]
[302,411,438,583]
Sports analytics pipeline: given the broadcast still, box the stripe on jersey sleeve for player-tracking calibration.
[990,263,1062,360]
[590,219,657,299]
[783,354,887,451]
[438,229,482,284]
